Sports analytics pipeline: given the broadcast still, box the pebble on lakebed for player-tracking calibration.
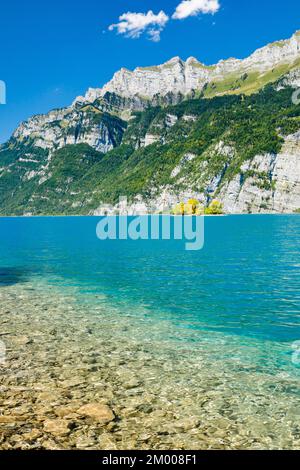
[43,419,72,437]
[77,404,115,423]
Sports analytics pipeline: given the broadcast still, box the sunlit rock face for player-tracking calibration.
[79,31,300,102]
[11,31,300,157]
[12,103,126,154]
[219,132,300,214]
[1,31,300,216]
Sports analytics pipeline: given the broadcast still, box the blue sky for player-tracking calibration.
[0,0,299,143]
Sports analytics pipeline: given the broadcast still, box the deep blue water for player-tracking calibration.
[0,215,299,349]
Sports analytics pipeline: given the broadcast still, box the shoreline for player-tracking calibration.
[0,213,299,219]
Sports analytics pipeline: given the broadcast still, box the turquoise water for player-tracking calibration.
[1,215,300,449]
[1,215,300,344]
[1,216,300,350]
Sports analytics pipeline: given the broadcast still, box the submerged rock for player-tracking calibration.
[43,419,71,437]
[77,404,115,424]
[22,429,42,441]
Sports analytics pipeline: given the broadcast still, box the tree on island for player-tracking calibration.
[188,199,200,215]
[205,200,224,215]
[172,199,204,216]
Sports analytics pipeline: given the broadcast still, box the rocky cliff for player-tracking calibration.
[76,30,300,102]
[219,132,300,214]
[1,31,300,215]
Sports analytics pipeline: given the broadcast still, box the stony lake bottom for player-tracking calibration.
[0,215,300,450]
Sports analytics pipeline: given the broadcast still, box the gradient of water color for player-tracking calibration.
[0,215,300,449]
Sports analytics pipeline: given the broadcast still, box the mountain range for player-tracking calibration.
[1,30,300,215]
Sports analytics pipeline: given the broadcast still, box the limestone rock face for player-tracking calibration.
[13,106,125,154]
[278,68,300,89]
[82,31,300,101]
[1,31,300,216]
[143,134,161,147]
[105,132,300,216]
[219,132,300,213]
[9,30,300,158]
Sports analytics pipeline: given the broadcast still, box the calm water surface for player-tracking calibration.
[1,215,299,340]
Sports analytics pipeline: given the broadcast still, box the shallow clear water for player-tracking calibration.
[1,215,300,344]
[0,215,300,449]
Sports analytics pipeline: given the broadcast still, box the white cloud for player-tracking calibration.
[109,10,169,42]
[172,0,220,20]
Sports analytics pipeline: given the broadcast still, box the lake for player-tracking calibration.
[0,215,299,449]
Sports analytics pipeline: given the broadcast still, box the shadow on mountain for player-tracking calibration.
[0,267,27,286]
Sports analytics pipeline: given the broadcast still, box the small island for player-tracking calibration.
[172,199,224,216]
